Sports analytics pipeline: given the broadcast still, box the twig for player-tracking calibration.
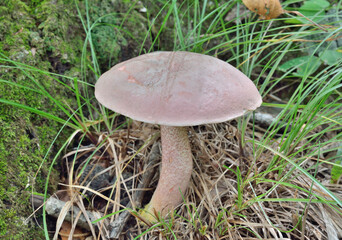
[31,194,107,231]
[108,142,160,239]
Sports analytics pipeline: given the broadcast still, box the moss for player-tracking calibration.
[0,0,151,238]
[0,0,83,238]
[86,0,150,71]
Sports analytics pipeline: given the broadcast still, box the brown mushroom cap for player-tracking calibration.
[95,51,262,126]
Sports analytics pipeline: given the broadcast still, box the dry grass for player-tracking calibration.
[55,119,342,239]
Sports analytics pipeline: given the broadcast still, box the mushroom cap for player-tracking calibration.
[95,51,262,126]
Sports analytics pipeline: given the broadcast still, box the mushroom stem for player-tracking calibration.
[142,126,192,221]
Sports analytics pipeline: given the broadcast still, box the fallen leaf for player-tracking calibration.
[59,221,89,240]
[242,0,284,20]
[241,0,328,32]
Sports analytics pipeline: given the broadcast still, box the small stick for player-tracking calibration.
[30,195,107,231]
[108,142,160,239]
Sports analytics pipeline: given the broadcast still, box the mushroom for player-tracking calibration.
[95,51,262,222]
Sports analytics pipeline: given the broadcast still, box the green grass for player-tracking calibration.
[1,0,341,239]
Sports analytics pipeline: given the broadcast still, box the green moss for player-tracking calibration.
[0,0,84,238]
[0,209,16,236]
[86,0,150,70]
[0,0,151,238]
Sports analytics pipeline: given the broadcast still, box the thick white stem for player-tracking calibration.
[144,125,192,219]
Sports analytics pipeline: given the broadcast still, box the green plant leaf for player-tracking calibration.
[331,145,342,183]
[300,0,330,12]
[285,0,330,24]
[278,56,321,76]
[319,50,342,66]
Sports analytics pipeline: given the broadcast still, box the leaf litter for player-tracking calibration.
[36,117,342,239]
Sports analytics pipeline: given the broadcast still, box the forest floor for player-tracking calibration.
[0,0,341,239]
